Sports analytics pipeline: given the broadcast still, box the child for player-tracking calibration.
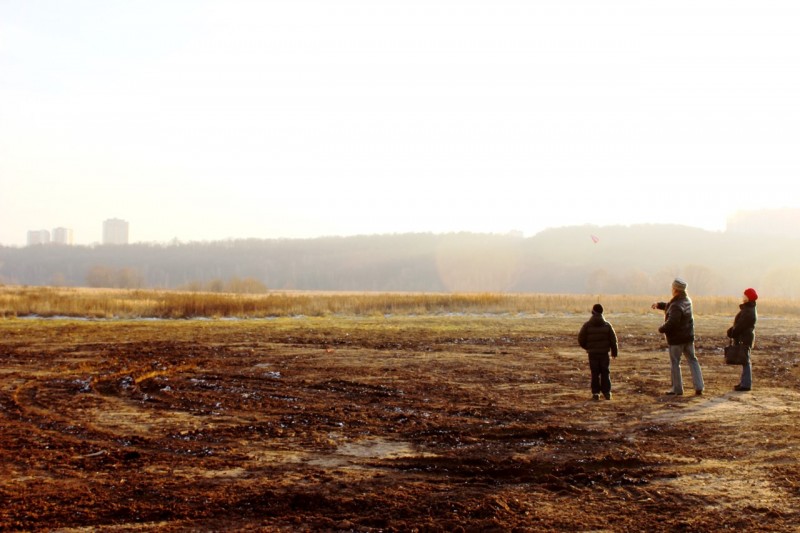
[578,304,619,400]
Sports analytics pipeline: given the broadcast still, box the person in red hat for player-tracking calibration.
[727,288,758,391]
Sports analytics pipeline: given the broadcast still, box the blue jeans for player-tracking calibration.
[669,342,704,394]
[740,352,752,388]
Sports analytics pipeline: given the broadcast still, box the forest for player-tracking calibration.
[2,224,800,297]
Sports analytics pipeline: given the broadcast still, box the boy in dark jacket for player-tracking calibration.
[578,304,619,400]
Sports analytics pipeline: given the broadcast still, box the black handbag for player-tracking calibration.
[724,340,750,365]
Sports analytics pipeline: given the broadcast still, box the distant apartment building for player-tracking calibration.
[52,227,74,245]
[27,229,51,246]
[102,218,129,245]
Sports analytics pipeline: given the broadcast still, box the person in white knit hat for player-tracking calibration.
[651,278,704,396]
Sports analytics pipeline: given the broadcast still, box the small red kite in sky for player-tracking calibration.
[590,235,600,244]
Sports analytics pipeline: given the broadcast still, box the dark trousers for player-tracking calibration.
[589,353,611,395]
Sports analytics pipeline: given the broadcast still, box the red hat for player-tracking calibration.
[744,288,758,301]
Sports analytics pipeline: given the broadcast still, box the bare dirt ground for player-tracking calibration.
[1,314,800,532]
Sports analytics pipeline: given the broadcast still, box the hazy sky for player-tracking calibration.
[2,1,799,246]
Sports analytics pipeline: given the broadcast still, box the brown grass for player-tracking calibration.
[1,285,797,319]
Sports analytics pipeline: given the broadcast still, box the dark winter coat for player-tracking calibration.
[656,293,694,345]
[578,312,619,357]
[727,301,757,348]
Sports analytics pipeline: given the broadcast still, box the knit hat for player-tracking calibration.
[592,303,604,314]
[744,288,758,301]
[672,277,688,291]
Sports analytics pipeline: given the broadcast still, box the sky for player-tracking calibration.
[2,1,799,246]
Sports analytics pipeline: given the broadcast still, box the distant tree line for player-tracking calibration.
[2,225,800,297]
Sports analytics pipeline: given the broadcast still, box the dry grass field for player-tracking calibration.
[2,287,800,531]
[6,285,800,319]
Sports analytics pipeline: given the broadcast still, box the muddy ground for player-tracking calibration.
[1,314,799,532]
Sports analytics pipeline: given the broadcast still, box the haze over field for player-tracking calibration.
[2,1,799,246]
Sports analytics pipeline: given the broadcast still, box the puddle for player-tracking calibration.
[336,438,417,459]
[307,437,428,469]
